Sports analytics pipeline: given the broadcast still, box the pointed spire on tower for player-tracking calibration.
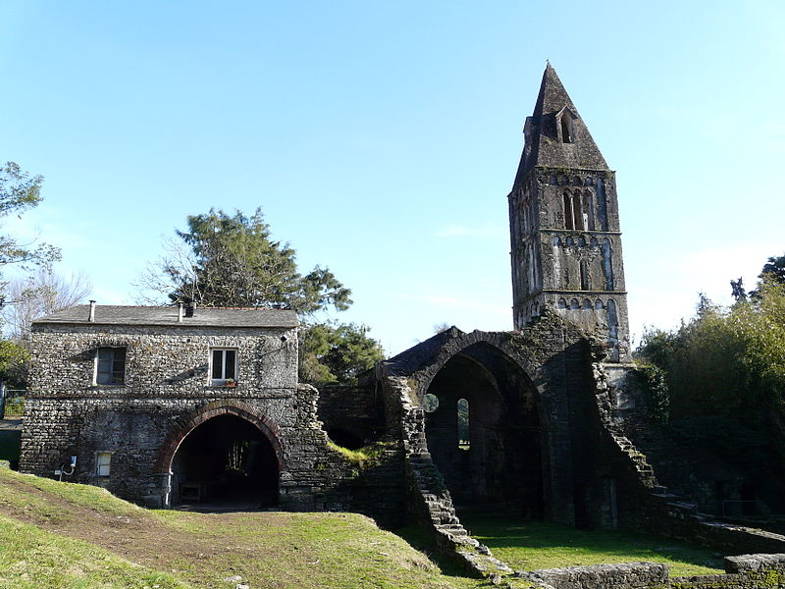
[513,64,608,188]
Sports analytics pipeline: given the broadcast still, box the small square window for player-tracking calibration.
[210,348,237,385]
[96,347,126,385]
[96,452,112,477]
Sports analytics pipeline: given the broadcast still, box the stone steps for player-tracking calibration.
[609,431,706,523]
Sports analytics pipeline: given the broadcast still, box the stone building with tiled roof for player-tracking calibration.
[20,302,353,510]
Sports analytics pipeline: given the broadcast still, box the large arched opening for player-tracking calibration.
[169,414,279,509]
[423,342,543,518]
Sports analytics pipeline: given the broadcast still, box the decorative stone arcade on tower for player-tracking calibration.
[509,64,630,360]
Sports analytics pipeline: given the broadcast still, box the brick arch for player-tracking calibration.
[154,400,285,473]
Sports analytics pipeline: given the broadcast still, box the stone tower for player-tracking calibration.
[508,64,630,360]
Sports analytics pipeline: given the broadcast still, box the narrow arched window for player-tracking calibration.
[457,398,470,450]
[573,191,584,230]
[583,191,594,231]
[602,239,615,290]
[563,192,574,230]
[580,260,590,290]
[561,115,573,143]
[607,299,619,341]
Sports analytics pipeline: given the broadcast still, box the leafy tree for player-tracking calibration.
[143,208,382,384]
[0,162,61,279]
[0,339,29,389]
[637,279,785,449]
[144,208,351,315]
[0,162,61,390]
[299,323,384,385]
[744,253,785,300]
[759,253,785,286]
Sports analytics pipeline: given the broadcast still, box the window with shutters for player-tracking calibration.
[210,348,238,386]
[95,347,126,385]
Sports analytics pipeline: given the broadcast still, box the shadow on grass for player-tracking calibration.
[394,523,478,579]
[456,510,723,576]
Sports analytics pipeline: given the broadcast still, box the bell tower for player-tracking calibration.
[508,64,630,360]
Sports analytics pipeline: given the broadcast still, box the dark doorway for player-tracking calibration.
[424,343,543,518]
[171,414,278,509]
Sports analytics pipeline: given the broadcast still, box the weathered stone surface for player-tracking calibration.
[19,312,380,513]
[528,562,668,589]
[508,64,631,361]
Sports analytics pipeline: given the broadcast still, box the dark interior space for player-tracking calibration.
[171,414,278,509]
[424,343,543,518]
[327,428,365,450]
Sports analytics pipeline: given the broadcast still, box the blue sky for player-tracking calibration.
[1,1,783,355]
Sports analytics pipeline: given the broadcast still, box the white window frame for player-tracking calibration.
[209,348,239,386]
[95,452,112,477]
[94,347,126,386]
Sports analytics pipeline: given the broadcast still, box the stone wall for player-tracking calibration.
[377,316,647,578]
[526,562,668,589]
[19,323,384,513]
[520,555,785,589]
[590,355,785,556]
[317,384,383,448]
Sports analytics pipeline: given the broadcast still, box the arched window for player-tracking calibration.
[607,299,619,341]
[573,191,585,230]
[569,298,580,310]
[457,398,470,450]
[557,298,568,309]
[582,298,592,309]
[563,192,574,230]
[595,299,604,310]
[561,115,573,143]
[596,180,609,231]
[579,260,590,290]
[602,239,615,290]
[582,191,594,231]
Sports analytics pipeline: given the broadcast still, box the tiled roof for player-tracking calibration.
[32,305,299,328]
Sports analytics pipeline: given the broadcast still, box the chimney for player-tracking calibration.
[88,300,96,322]
[177,302,184,322]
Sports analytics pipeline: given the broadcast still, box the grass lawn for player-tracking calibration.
[459,511,724,577]
[0,514,188,589]
[0,466,729,587]
[0,468,480,589]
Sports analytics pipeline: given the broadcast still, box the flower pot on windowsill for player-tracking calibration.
[224,380,238,388]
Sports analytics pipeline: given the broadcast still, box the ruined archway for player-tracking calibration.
[157,402,284,509]
[423,341,543,517]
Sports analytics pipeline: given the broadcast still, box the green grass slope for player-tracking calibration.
[460,512,724,577]
[0,515,188,589]
[0,469,476,589]
[0,467,732,588]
